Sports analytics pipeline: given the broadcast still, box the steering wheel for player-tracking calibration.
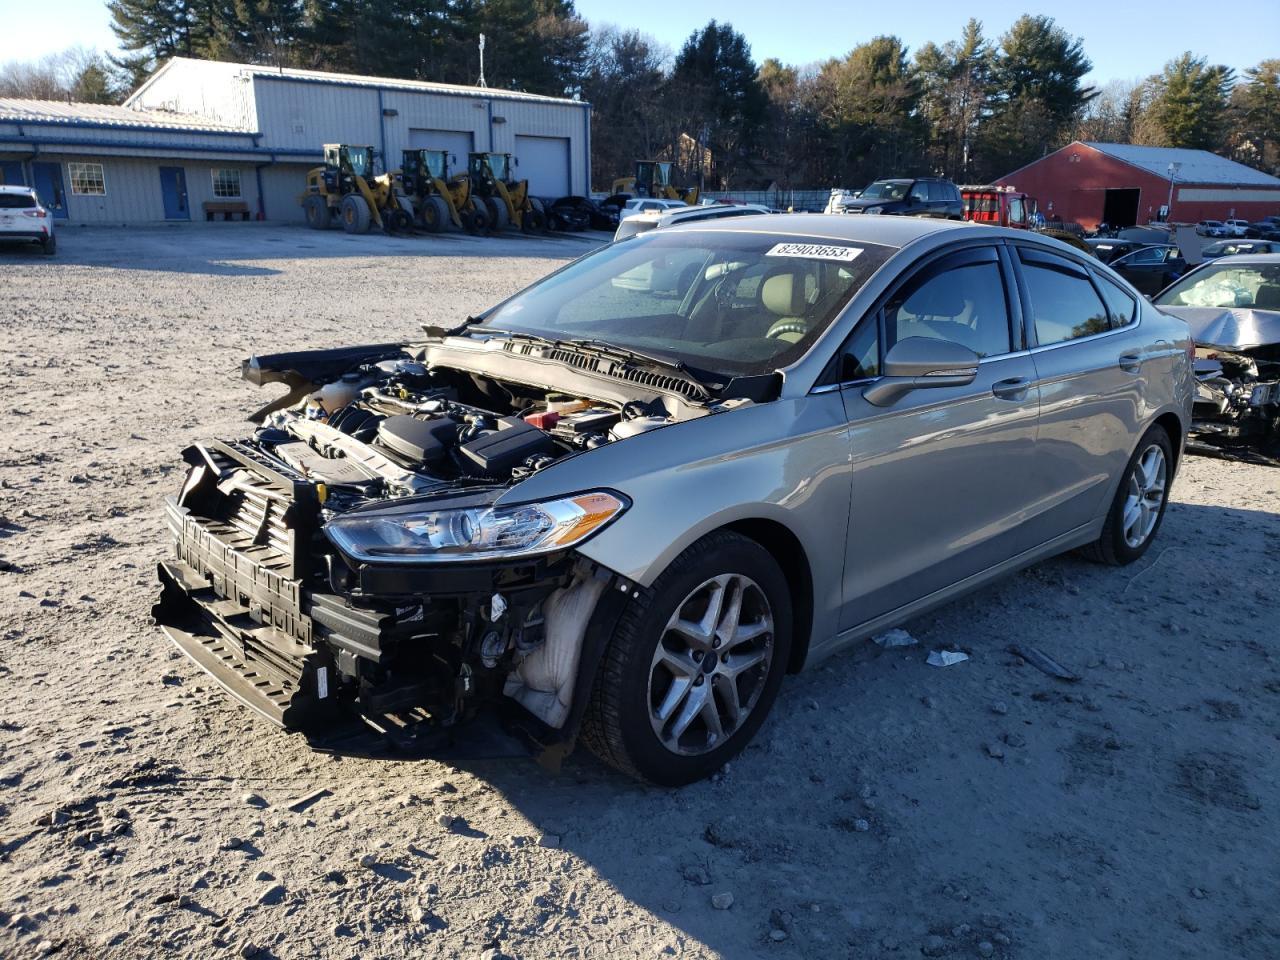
[765,319,808,340]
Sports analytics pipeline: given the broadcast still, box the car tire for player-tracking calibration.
[582,531,792,785]
[1080,424,1173,566]
[41,235,56,255]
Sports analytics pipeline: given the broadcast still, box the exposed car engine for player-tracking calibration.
[154,334,736,753]
[1191,344,1280,463]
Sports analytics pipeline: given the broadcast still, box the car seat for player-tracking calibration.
[1254,282,1280,309]
[762,270,811,342]
[894,281,982,351]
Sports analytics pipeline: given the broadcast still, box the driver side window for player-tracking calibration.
[884,255,1013,358]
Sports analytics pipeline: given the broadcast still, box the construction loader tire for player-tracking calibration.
[523,198,547,233]
[340,194,372,234]
[484,197,509,232]
[303,194,330,230]
[422,196,449,233]
[463,204,488,234]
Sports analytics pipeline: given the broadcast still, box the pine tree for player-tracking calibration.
[1148,53,1234,149]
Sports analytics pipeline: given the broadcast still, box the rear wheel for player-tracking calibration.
[463,203,489,234]
[41,235,56,255]
[423,196,449,232]
[340,194,371,234]
[484,196,509,232]
[303,194,330,230]
[582,531,792,785]
[523,198,547,233]
[1081,425,1173,565]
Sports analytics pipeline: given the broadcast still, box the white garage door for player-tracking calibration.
[515,135,570,198]
[408,129,474,170]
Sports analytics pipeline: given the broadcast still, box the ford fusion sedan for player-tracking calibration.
[155,216,1193,785]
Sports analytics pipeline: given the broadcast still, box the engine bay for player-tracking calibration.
[250,350,691,515]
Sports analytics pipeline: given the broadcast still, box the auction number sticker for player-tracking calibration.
[766,242,862,262]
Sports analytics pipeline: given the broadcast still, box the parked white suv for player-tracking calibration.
[0,185,55,254]
[1224,219,1251,237]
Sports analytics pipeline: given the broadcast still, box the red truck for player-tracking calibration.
[960,185,1039,229]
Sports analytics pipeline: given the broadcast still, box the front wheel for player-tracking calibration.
[340,194,371,234]
[582,531,792,785]
[1081,425,1173,565]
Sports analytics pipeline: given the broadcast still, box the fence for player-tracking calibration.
[590,189,834,211]
[701,190,832,211]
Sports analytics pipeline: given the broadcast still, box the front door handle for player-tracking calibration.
[992,377,1032,400]
[1119,353,1142,372]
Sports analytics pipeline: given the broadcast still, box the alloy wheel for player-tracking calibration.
[1122,444,1167,548]
[647,574,774,756]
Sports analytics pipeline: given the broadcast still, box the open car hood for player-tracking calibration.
[1158,305,1280,352]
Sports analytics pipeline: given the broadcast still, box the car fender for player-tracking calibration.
[495,394,854,656]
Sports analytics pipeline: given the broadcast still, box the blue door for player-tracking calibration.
[0,161,24,186]
[159,166,190,220]
[31,162,68,219]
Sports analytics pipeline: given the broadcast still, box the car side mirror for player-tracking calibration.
[862,337,980,407]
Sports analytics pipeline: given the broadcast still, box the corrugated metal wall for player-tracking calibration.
[252,77,590,195]
[259,163,314,222]
[127,59,257,130]
[13,155,263,223]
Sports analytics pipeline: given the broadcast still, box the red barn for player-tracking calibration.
[996,141,1280,231]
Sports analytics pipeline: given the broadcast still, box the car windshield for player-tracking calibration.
[859,181,910,201]
[0,192,36,208]
[1155,263,1280,308]
[1204,241,1256,256]
[480,231,894,378]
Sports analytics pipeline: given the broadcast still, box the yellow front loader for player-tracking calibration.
[398,149,489,234]
[611,160,699,206]
[468,153,547,233]
[301,144,412,234]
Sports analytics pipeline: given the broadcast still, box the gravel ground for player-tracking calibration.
[1,224,1278,960]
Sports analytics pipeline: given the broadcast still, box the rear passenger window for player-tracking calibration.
[1020,252,1110,344]
[1096,274,1137,327]
[886,258,1012,358]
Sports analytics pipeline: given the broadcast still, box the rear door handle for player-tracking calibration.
[1119,353,1142,372]
[992,377,1032,400]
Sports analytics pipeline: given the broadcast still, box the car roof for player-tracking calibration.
[1194,253,1280,265]
[661,211,978,248]
[0,184,35,194]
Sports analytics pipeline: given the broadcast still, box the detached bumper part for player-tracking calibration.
[155,559,334,729]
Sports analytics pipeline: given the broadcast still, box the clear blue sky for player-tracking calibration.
[3,0,1277,88]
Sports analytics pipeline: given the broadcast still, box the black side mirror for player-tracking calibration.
[863,337,980,407]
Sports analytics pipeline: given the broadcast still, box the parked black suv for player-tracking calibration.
[842,177,962,219]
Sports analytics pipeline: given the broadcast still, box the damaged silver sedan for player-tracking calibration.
[1154,254,1280,463]
[155,216,1193,784]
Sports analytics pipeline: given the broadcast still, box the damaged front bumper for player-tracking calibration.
[152,442,631,757]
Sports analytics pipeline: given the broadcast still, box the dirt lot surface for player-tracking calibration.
[1,224,1278,960]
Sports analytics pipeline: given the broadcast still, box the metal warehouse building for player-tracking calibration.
[0,57,591,225]
[997,141,1280,231]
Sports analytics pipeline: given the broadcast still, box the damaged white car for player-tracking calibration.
[1154,254,1280,462]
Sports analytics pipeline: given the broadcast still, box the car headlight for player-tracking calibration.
[324,491,627,563]
[864,206,883,215]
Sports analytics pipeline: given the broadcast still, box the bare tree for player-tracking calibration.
[0,47,124,103]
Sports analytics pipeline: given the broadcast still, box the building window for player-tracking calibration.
[68,162,105,195]
[211,168,242,198]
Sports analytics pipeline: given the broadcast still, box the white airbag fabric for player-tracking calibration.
[503,576,608,728]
